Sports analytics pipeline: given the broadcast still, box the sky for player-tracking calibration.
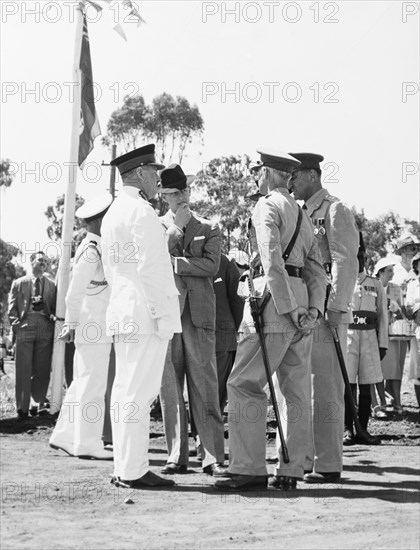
[1,0,419,261]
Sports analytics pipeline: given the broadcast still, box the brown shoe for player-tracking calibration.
[267,475,298,490]
[303,471,341,483]
[117,471,176,489]
[161,463,187,475]
[202,463,228,477]
[215,474,267,490]
[354,431,381,445]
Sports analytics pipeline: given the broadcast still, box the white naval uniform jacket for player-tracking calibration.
[242,187,326,334]
[304,187,359,323]
[65,232,112,345]
[101,186,181,337]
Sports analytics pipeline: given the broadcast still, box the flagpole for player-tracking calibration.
[49,3,84,414]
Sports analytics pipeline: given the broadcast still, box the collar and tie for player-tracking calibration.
[138,189,149,202]
[32,277,44,311]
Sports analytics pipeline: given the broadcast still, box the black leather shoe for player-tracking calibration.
[343,429,355,446]
[203,463,228,477]
[354,431,381,445]
[116,471,175,489]
[17,410,29,421]
[303,471,341,483]
[49,442,74,456]
[267,475,298,490]
[29,406,38,417]
[215,474,268,490]
[161,463,187,475]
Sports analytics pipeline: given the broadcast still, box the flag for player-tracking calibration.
[78,13,101,168]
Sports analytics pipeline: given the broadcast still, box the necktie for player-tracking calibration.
[33,278,43,311]
[302,204,307,210]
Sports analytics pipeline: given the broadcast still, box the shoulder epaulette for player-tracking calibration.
[324,193,340,203]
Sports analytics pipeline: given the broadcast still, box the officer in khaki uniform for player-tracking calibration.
[344,234,388,445]
[216,149,326,491]
[288,152,359,483]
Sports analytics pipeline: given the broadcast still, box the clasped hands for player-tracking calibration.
[290,306,319,333]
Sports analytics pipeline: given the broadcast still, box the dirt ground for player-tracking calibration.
[1,357,419,550]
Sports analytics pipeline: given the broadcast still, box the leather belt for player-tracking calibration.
[350,310,377,330]
[285,265,303,278]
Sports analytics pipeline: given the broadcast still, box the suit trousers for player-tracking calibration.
[50,342,112,455]
[112,334,169,480]
[216,350,235,413]
[227,328,312,479]
[160,300,225,468]
[307,318,347,473]
[15,314,54,412]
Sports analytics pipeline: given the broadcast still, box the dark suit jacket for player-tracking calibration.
[161,211,221,330]
[213,254,244,352]
[8,275,56,328]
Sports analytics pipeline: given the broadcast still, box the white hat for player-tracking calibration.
[75,194,113,220]
[373,256,400,276]
[227,249,250,268]
[395,233,420,254]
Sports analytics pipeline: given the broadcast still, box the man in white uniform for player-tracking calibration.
[50,194,114,459]
[101,144,182,489]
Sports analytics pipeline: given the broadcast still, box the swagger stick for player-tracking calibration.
[248,275,290,464]
[330,326,364,436]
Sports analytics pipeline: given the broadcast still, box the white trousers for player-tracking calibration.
[112,334,169,480]
[50,343,112,455]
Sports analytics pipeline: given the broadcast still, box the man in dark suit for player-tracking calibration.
[214,253,245,412]
[8,251,56,419]
[158,164,226,476]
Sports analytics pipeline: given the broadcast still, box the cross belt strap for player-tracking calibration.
[285,265,303,278]
[282,206,303,262]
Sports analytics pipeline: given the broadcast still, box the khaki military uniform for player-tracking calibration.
[347,274,388,384]
[227,188,325,479]
[303,188,358,474]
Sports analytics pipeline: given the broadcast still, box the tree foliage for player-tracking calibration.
[102,93,204,164]
[352,207,420,273]
[0,159,15,188]
[0,240,25,322]
[45,194,87,255]
[190,155,256,252]
[101,95,149,151]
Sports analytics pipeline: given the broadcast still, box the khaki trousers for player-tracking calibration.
[227,328,312,478]
[307,318,347,473]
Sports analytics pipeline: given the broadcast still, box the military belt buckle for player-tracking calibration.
[354,315,367,325]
